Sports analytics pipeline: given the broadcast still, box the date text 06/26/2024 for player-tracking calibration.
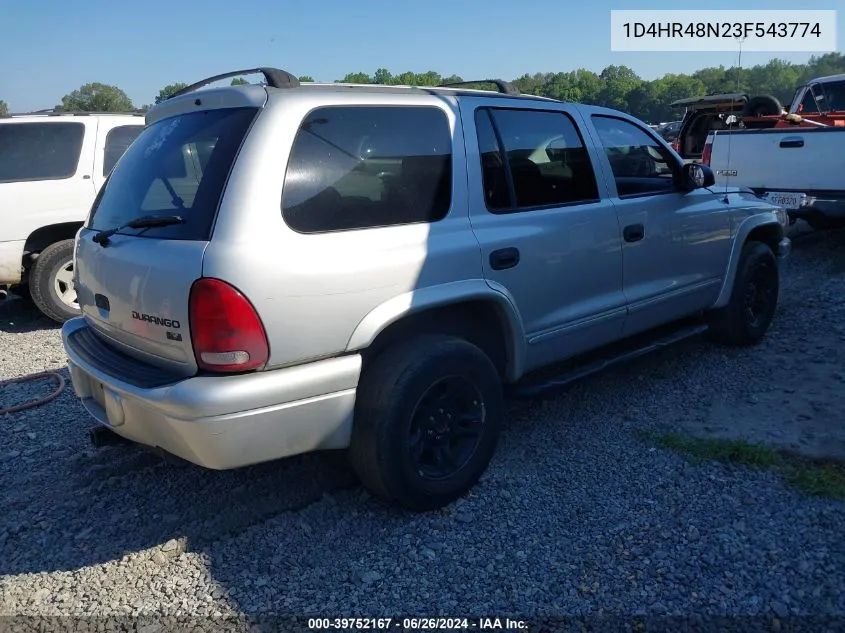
[610,9,837,52]
[307,617,528,630]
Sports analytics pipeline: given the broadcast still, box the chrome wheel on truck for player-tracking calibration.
[29,239,81,324]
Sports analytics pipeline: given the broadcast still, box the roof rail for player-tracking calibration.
[438,79,520,96]
[169,67,300,100]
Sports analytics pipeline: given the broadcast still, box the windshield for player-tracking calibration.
[87,107,258,240]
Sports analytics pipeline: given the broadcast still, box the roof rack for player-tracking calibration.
[169,67,300,100]
[438,79,520,96]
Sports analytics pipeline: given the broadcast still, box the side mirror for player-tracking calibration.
[682,162,715,190]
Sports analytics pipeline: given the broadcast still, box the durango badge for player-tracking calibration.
[131,311,181,329]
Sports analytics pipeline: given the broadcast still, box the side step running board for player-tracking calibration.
[506,320,709,400]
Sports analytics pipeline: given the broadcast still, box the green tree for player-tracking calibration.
[440,74,464,85]
[61,82,133,112]
[571,69,603,104]
[805,52,845,81]
[597,65,643,111]
[324,56,845,119]
[0,100,8,117]
[373,68,393,84]
[298,75,315,82]
[155,82,188,104]
[230,77,249,86]
[337,72,372,84]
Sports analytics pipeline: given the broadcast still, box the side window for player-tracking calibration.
[474,109,510,210]
[477,107,599,212]
[590,115,677,198]
[0,122,85,183]
[103,125,143,176]
[282,106,452,233]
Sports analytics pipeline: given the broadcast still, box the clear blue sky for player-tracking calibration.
[0,0,841,111]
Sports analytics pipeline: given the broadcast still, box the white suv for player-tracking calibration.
[0,111,145,322]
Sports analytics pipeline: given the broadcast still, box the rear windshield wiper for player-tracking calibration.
[92,215,185,246]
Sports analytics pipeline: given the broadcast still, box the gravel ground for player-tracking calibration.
[1,226,844,628]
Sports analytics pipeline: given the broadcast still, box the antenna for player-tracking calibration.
[722,36,745,203]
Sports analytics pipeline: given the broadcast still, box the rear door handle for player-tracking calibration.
[623,224,645,243]
[779,137,804,148]
[489,247,520,270]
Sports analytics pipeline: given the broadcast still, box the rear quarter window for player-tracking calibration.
[103,125,144,176]
[87,107,257,241]
[281,105,453,233]
[0,122,85,183]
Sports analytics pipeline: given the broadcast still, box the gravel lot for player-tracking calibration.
[1,226,844,627]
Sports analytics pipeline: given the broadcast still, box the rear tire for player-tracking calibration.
[349,335,504,511]
[29,239,80,324]
[706,240,779,346]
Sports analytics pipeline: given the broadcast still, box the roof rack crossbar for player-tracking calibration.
[438,79,520,96]
[170,67,300,99]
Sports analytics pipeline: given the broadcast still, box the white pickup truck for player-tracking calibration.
[0,111,145,321]
[701,125,845,230]
[672,73,845,229]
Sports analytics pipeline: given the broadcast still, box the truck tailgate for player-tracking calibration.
[709,128,845,192]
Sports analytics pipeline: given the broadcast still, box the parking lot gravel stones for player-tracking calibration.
[1,225,843,623]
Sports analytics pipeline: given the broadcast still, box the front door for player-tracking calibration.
[460,100,627,373]
[586,114,732,337]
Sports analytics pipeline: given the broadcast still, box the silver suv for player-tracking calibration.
[62,67,791,510]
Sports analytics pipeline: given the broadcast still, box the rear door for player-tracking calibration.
[460,99,627,371]
[75,105,259,376]
[587,113,731,337]
[0,119,96,243]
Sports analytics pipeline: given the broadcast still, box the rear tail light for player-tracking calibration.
[702,135,713,166]
[189,278,269,372]
[670,140,679,153]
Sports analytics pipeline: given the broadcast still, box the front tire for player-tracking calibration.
[706,240,779,346]
[29,239,80,324]
[349,335,504,511]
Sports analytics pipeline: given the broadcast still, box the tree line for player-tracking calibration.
[1,53,843,123]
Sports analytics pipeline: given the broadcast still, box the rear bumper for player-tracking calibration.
[788,195,845,220]
[61,317,360,469]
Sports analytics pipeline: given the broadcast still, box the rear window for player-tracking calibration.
[0,122,85,183]
[103,125,143,176]
[282,105,452,233]
[88,107,257,240]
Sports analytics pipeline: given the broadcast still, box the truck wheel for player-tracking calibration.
[349,335,504,511]
[742,95,783,117]
[29,239,80,324]
[706,241,779,346]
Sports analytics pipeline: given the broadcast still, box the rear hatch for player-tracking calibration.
[74,104,259,377]
[672,93,747,161]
